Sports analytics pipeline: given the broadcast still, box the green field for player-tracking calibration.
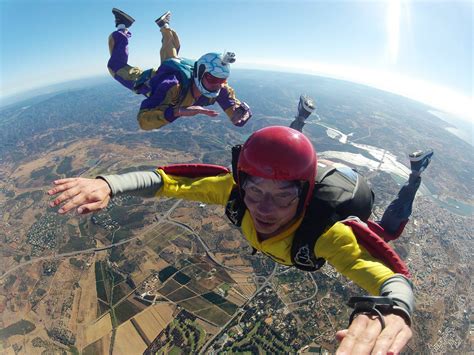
[111,284,129,305]
[158,266,178,282]
[59,235,94,253]
[56,156,73,175]
[195,306,231,327]
[179,296,214,312]
[0,319,36,339]
[173,272,191,285]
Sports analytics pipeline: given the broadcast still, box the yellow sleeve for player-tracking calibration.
[315,222,395,295]
[155,169,235,206]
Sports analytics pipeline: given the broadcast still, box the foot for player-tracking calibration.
[409,149,434,173]
[112,8,135,28]
[155,11,171,28]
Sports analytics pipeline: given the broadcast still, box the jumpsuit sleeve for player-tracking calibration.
[216,83,242,122]
[155,169,235,206]
[137,75,182,130]
[314,222,396,295]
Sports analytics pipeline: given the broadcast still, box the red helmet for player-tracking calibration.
[237,126,317,207]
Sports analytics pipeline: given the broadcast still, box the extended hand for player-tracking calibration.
[336,313,412,354]
[48,178,112,215]
[179,106,219,117]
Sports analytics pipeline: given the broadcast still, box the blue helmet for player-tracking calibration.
[193,52,235,98]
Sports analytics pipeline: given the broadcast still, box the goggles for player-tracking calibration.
[243,180,301,208]
[203,72,227,85]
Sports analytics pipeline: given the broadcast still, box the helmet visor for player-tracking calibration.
[203,72,227,85]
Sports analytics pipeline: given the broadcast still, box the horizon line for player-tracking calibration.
[1,62,472,123]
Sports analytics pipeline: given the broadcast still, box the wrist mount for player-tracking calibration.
[347,296,412,330]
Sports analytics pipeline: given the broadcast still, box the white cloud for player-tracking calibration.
[237,58,473,122]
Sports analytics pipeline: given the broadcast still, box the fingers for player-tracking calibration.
[78,200,108,214]
[181,106,218,117]
[202,109,218,117]
[336,314,412,355]
[48,179,79,196]
[336,329,348,343]
[336,314,382,355]
[49,186,81,210]
[387,327,412,354]
[372,315,412,355]
[56,192,87,214]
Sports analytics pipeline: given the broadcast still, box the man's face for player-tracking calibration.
[243,176,300,237]
[202,72,226,93]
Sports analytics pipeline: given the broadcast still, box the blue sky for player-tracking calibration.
[1,0,472,120]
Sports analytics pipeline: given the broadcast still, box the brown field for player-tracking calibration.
[201,215,229,232]
[143,223,186,253]
[77,257,100,325]
[166,286,197,302]
[134,303,176,343]
[215,253,250,268]
[236,284,256,298]
[82,313,113,350]
[195,318,221,337]
[1,265,43,326]
[70,257,97,337]
[130,254,168,285]
[226,289,247,306]
[196,276,223,290]
[114,320,147,355]
[5,327,62,355]
[170,208,203,230]
[0,346,14,355]
[83,333,111,355]
[227,272,256,298]
[184,279,210,295]
[158,279,181,296]
[219,238,242,249]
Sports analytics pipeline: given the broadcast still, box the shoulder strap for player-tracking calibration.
[290,183,336,271]
[291,165,374,272]
[225,145,247,226]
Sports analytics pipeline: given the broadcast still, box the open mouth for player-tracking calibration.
[255,218,275,227]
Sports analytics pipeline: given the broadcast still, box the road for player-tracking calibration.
[0,199,182,280]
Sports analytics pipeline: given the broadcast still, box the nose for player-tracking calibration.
[256,193,277,214]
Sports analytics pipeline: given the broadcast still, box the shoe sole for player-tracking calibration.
[112,8,135,23]
[409,150,433,162]
[155,11,171,24]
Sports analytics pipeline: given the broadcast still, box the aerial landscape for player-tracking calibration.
[0,70,472,353]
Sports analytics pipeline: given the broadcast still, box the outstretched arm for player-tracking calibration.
[216,84,252,126]
[48,171,163,214]
[314,223,414,354]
